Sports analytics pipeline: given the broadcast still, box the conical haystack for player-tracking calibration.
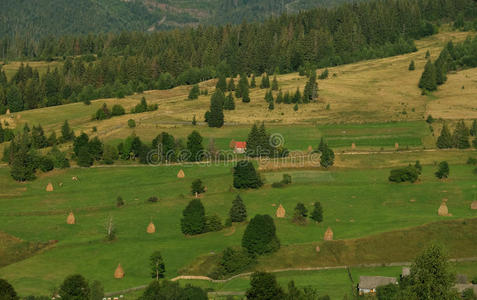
[66,212,75,224]
[177,169,185,178]
[114,264,124,279]
[351,143,356,150]
[46,182,54,192]
[324,227,333,241]
[276,204,286,218]
[438,202,449,216]
[6,109,10,115]
[307,145,313,153]
[147,222,156,234]
[471,201,477,210]
[395,142,399,150]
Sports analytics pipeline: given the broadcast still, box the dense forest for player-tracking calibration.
[0,0,476,114]
[0,0,366,39]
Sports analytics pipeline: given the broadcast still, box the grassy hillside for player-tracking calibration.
[0,30,476,298]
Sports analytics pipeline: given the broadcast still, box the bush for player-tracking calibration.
[0,278,18,300]
[271,182,285,188]
[242,214,280,255]
[191,179,205,195]
[389,166,419,183]
[210,247,255,279]
[467,157,477,165]
[128,119,136,128]
[111,104,125,116]
[116,196,124,207]
[38,156,54,172]
[205,214,223,232]
[435,161,450,179]
[147,196,158,203]
[292,203,308,225]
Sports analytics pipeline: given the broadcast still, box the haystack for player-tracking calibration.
[6,109,10,115]
[177,169,185,178]
[351,143,356,150]
[471,201,477,210]
[315,246,321,253]
[46,182,54,192]
[114,264,124,279]
[324,227,333,241]
[395,142,399,149]
[438,202,449,216]
[276,204,286,218]
[147,222,156,234]
[307,145,313,153]
[66,212,75,225]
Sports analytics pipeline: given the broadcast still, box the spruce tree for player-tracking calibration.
[180,199,206,235]
[242,85,250,103]
[188,84,200,100]
[436,123,453,149]
[10,135,37,181]
[303,72,318,103]
[419,60,437,92]
[250,74,256,88]
[268,100,274,111]
[216,74,227,92]
[187,130,204,162]
[293,103,298,111]
[31,125,48,149]
[246,272,284,300]
[425,50,431,59]
[293,88,301,103]
[318,137,326,153]
[271,75,279,91]
[246,124,260,157]
[470,120,477,137]
[292,203,308,224]
[242,215,280,255]
[229,195,247,223]
[233,160,263,189]
[77,146,93,167]
[260,74,270,89]
[409,60,415,71]
[276,90,283,104]
[320,144,335,168]
[223,93,235,110]
[61,120,74,142]
[207,89,225,128]
[435,161,450,179]
[227,78,235,91]
[453,120,470,149]
[310,202,323,223]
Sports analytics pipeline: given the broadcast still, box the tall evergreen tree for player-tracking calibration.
[242,215,280,255]
[250,74,256,88]
[303,71,318,103]
[453,120,470,149]
[470,120,477,137]
[436,123,453,149]
[246,272,285,300]
[181,199,206,235]
[271,75,279,91]
[61,120,74,142]
[188,84,200,100]
[9,134,37,181]
[260,74,270,89]
[207,89,225,128]
[419,60,437,92]
[223,93,235,110]
[246,124,260,157]
[187,130,204,162]
[216,74,227,92]
[227,78,235,91]
[229,195,247,223]
[320,144,335,168]
[409,60,416,71]
[233,160,263,189]
[310,202,323,223]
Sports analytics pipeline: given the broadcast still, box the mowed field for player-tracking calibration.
[0,30,477,298]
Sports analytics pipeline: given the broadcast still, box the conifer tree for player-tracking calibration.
[260,74,270,89]
[187,130,204,162]
[425,50,431,59]
[293,88,301,103]
[419,60,437,92]
[435,161,450,179]
[434,50,449,85]
[271,75,279,91]
[453,120,470,149]
[436,123,453,149]
[303,72,318,103]
[320,144,335,168]
[293,103,298,111]
[216,74,227,92]
[292,203,308,224]
[470,120,477,137]
[207,89,225,128]
[310,202,323,223]
[10,134,37,181]
[31,125,48,149]
[250,74,256,88]
[409,60,415,71]
[227,78,235,91]
[223,93,235,110]
[242,85,250,103]
[188,84,200,100]
[276,90,283,104]
[229,195,247,223]
[246,124,260,157]
[233,161,263,189]
[61,120,74,142]
[181,199,206,235]
[268,100,274,111]
[242,215,279,255]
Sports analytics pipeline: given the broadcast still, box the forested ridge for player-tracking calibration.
[0,0,476,115]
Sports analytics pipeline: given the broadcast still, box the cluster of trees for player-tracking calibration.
[389,161,422,183]
[0,123,15,143]
[180,199,223,235]
[130,97,158,114]
[4,123,70,181]
[3,0,472,113]
[419,36,477,93]
[437,121,477,149]
[94,103,125,120]
[246,122,289,157]
[375,244,473,300]
[292,201,324,225]
[318,138,335,168]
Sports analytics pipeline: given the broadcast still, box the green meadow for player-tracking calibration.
[0,159,476,296]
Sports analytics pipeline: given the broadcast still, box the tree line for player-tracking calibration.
[2,0,475,113]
